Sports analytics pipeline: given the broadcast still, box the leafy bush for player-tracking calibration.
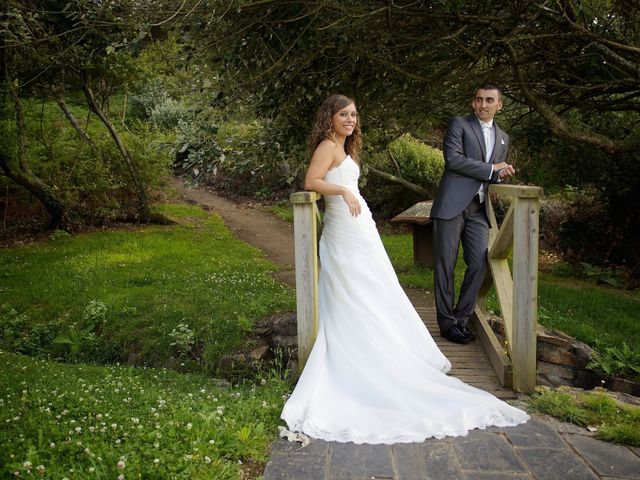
[387,133,444,186]
[1,97,174,227]
[587,343,640,379]
[204,118,305,198]
[540,186,621,270]
[365,133,444,217]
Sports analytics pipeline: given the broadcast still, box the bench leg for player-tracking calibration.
[412,223,434,268]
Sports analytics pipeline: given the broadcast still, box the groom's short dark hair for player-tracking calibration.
[476,82,502,99]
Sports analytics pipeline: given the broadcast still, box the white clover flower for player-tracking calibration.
[89,467,95,473]
[75,427,82,433]
[117,460,126,469]
[49,442,56,448]
[260,378,266,385]
[153,458,160,464]
[131,418,140,425]
[118,475,125,480]
[153,442,160,448]
[186,423,192,430]
[36,465,45,474]
[185,454,193,460]
[22,461,32,470]
[111,423,118,429]
[204,456,212,464]
[262,401,268,408]
[209,439,215,444]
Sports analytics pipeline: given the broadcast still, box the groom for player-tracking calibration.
[430,83,515,344]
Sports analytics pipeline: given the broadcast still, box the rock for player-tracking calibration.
[273,334,298,349]
[537,361,575,386]
[211,378,232,389]
[249,345,271,360]
[232,353,247,363]
[127,352,140,365]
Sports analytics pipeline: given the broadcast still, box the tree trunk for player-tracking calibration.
[56,90,101,157]
[2,85,65,228]
[82,79,149,221]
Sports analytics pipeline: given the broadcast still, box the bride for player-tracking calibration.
[281,94,529,444]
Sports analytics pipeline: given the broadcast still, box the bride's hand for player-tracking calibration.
[342,189,361,217]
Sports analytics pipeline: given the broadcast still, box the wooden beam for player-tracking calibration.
[488,258,514,343]
[489,204,514,259]
[290,192,321,372]
[511,197,540,393]
[471,307,513,388]
[490,184,543,198]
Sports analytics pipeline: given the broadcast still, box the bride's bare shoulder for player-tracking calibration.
[312,139,339,162]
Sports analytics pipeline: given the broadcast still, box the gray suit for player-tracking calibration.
[430,113,509,334]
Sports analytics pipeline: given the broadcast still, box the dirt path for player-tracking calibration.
[171,177,296,286]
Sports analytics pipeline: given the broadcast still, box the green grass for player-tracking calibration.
[528,388,640,446]
[0,350,290,479]
[0,203,295,372]
[267,201,294,223]
[380,232,640,375]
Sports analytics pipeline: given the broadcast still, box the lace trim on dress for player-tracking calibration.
[282,408,529,445]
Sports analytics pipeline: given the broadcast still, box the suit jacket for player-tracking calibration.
[430,114,509,220]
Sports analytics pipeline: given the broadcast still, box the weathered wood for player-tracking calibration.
[477,185,542,392]
[489,204,514,259]
[488,258,514,342]
[490,184,543,198]
[391,200,433,225]
[290,192,322,372]
[291,191,321,204]
[511,196,540,393]
[392,200,434,267]
[412,223,434,267]
[471,307,513,388]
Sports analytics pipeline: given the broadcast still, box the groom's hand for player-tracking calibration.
[494,162,515,179]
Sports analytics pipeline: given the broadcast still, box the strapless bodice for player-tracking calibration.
[323,156,359,191]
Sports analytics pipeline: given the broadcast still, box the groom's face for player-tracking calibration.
[472,89,503,122]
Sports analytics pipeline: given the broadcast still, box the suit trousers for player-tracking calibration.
[433,196,489,334]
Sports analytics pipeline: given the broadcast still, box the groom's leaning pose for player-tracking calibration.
[431,83,515,345]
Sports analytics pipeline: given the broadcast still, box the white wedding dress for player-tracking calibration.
[281,156,529,444]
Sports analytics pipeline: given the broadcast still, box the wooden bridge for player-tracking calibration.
[290,184,543,395]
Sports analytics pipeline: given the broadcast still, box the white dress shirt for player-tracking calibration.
[476,118,494,202]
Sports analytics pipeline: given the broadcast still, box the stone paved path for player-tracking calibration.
[264,417,640,479]
[173,179,640,480]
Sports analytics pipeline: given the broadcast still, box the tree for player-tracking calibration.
[196,1,638,153]
[1,0,190,225]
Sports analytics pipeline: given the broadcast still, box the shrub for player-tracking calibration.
[365,133,444,217]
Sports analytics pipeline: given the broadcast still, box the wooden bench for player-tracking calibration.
[391,200,434,268]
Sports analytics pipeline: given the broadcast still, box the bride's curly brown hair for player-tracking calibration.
[307,94,363,162]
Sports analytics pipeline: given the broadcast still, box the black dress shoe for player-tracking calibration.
[442,325,469,344]
[459,326,476,342]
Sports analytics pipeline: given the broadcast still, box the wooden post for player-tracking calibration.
[489,185,542,393]
[290,191,322,372]
[511,194,541,393]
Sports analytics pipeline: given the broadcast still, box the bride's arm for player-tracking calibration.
[304,142,361,217]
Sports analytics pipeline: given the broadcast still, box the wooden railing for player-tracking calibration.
[290,191,323,372]
[291,184,542,393]
[473,184,543,393]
